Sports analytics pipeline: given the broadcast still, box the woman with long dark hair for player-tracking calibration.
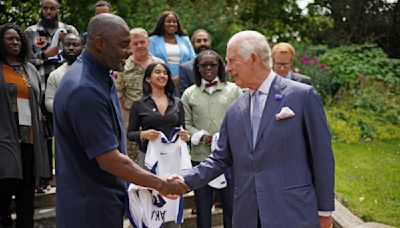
[148,11,195,96]
[127,62,189,165]
[0,23,50,228]
[127,62,189,228]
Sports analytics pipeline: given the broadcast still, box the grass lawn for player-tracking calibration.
[333,140,400,227]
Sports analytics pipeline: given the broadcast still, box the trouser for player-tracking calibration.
[191,161,233,228]
[46,136,53,176]
[38,108,53,188]
[0,143,35,228]
[163,221,181,228]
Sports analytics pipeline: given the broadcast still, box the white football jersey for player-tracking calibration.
[145,131,192,223]
[127,184,166,228]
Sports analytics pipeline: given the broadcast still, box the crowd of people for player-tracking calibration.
[0,0,335,228]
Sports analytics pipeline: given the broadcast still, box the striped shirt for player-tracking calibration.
[25,21,78,93]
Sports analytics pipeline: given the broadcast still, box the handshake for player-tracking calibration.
[158,174,190,199]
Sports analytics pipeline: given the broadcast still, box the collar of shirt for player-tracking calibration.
[250,71,276,114]
[201,77,220,94]
[130,54,156,69]
[285,70,293,80]
[250,71,276,96]
[142,93,174,103]
[141,94,176,117]
[81,50,113,90]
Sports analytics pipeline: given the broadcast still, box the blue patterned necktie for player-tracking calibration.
[251,90,261,148]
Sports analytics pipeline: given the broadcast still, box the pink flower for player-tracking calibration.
[300,56,310,65]
[313,56,318,65]
[320,63,326,69]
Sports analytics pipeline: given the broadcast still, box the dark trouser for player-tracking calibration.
[39,109,53,188]
[46,136,53,175]
[0,143,35,228]
[191,161,233,228]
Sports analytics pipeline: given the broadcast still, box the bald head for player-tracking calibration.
[63,33,83,64]
[85,13,131,71]
[41,0,59,22]
[86,13,129,49]
[227,30,271,67]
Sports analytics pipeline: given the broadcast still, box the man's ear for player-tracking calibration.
[251,52,259,64]
[94,36,105,52]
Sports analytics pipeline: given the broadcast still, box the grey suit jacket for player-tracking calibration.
[183,75,334,228]
[292,72,312,85]
[179,60,195,94]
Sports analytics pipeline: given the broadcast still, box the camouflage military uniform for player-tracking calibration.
[115,54,163,162]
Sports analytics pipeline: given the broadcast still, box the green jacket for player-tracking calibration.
[182,81,242,161]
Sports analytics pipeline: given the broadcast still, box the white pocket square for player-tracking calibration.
[275,107,295,120]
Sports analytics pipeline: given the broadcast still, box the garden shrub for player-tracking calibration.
[326,105,400,143]
[326,112,360,143]
[295,55,340,103]
[373,124,400,141]
[319,44,400,90]
[295,44,400,142]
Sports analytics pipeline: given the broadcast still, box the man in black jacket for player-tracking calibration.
[272,42,312,85]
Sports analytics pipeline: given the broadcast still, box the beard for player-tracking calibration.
[63,52,79,65]
[40,14,58,29]
[195,45,210,54]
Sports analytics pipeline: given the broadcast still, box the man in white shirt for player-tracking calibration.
[45,33,83,113]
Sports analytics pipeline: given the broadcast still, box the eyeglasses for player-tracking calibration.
[198,63,218,69]
[273,62,292,68]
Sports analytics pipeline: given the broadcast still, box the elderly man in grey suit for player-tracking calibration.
[169,30,334,228]
[272,42,312,85]
[178,29,211,94]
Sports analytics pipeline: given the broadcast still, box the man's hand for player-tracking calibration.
[158,176,190,199]
[59,32,67,43]
[96,150,190,199]
[319,216,332,228]
[44,46,59,58]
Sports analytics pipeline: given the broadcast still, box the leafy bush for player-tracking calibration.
[294,55,340,102]
[294,44,400,142]
[326,107,362,143]
[326,105,400,143]
[349,85,400,126]
[319,44,400,90]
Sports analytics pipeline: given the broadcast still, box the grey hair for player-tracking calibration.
[227,30,272,67]
[130,27,148,38]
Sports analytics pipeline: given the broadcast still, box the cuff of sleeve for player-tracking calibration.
[318,211,333,217]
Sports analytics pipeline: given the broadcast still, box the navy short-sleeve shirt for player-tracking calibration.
[54,50,126,228]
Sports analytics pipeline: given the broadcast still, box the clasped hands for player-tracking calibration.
[159,174,190,200]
